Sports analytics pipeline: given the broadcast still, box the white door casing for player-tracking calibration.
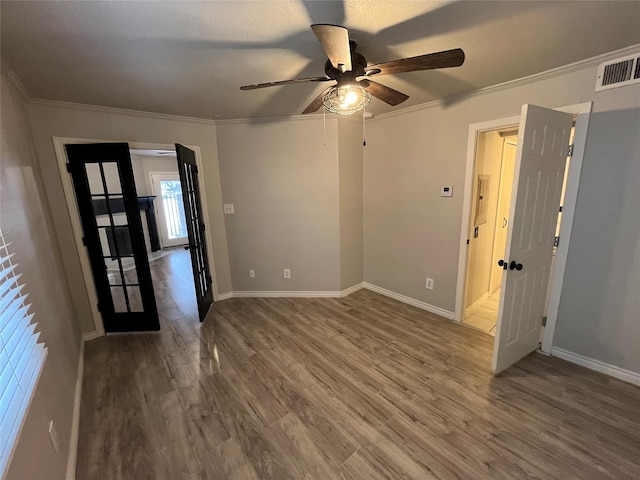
[492,104,573,374]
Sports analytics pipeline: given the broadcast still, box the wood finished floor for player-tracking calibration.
[77,252,640,479]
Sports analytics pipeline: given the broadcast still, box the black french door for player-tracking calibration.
[66,143,160,332]
[176,144,214,321]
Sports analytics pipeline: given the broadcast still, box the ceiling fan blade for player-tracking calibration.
[302,86,334,114]
[360,80,409,106]
[311,24,352,72]
[367,48,465,76]
[240,77,331,91]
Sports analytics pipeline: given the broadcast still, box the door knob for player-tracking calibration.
[509,260,523,271]
[497,259,508,270]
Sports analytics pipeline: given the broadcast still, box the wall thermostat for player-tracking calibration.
[441,186,453,197]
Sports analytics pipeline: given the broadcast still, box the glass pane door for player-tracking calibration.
[66,143,160,332]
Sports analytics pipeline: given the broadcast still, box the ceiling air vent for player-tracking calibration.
[595,53,640,91]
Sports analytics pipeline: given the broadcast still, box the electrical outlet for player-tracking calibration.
[49,420,59,453]
[426,277,434,290]
[283,268,291,279]
[249,269,255,278]
[223,203,235,214]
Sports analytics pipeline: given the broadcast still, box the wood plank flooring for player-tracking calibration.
[77,251,640,479]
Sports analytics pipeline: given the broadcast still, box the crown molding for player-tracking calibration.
[29,98,218,126]
[215,112,342,126]
[371,43,640,122]
[1,60,32,101]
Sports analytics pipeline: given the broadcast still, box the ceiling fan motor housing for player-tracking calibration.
[324,51,368,82]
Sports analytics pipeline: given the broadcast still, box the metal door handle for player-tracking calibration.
[497,259,508,270]
[509,260,523,271]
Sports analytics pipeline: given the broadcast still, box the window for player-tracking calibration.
[0,231,47,476]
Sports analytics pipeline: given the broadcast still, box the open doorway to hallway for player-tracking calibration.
[125,149,198,324]
[462,125,574,336]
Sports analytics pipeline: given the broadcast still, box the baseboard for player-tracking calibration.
[216,291,234,301]
[81,331,99,342]
[66,338,85,480]
[551,347,640,387]
[339,282,365,297]
[465,292,490,317]
[362,282,455,320]
[232,290,346,298]
[223,283,364,300]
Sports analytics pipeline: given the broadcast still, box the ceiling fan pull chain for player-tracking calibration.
[362,106,367,146]
[323,105,327,146]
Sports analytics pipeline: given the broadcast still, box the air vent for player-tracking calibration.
[595,53,640,91]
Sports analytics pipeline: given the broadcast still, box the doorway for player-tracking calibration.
[463,129,519,335]
[58,139,216,335]
[150,172,189,248]
[455,102,592,373]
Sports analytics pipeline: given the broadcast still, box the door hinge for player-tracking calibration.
[568,144,574,157]
[66,163,73,173]
[466,239,470,245]
[206,275,212,285]
[541,316,547,327]
[81,236,87,246]
[554,236,560,247]
[97,303,102,312]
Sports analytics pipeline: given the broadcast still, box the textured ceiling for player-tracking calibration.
[2,1,640,120]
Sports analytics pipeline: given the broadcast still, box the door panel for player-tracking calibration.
[176,144,214,321]
[66,143,160,332]
[492,105,572,374]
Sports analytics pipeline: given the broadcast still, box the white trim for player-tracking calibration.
[363,283,455,320]
[455,103,592,356]
[232,290,348,299]
[81,331,99,342]
[31,98,217,125]
[65,339,84,480]
[220,283,364,300]
[541,102,592,353]
[551,347,640,387]
[371,43,640,122]
[340,282,364,297]
[52,137,221,337]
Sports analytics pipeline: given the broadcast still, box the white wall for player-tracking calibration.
[216,117,341,292]
[27,103,232,333]
[1,67,81,480]
[364,49,640,373]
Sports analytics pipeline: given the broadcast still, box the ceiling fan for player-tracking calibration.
[240,24,465,115]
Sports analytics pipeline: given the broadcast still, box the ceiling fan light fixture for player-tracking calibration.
[322,83,371,115]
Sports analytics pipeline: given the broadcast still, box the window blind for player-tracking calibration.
[0,231,47,478]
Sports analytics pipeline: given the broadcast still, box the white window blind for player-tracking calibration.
[0,231,47,478]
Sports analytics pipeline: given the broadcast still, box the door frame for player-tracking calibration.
[53,137,220,338]
[455,102,592,354]
[149,171,189,248]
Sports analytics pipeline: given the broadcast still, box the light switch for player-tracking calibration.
[441,186,453,197]
[223,204,235,214]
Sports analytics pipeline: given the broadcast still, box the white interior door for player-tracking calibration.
[150,172,188,248]
[492,105,573,374]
